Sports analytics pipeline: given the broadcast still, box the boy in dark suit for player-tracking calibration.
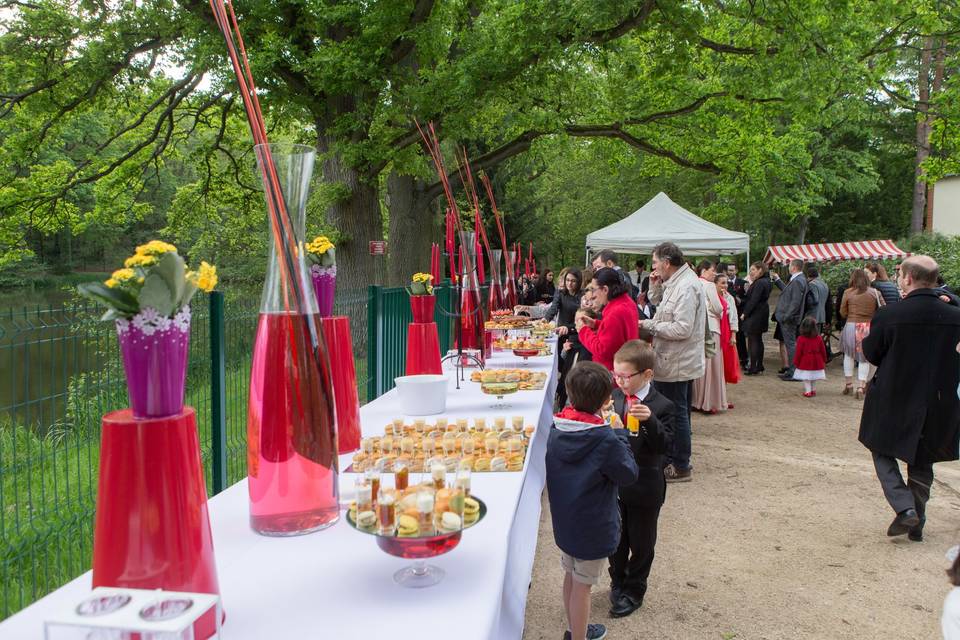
[607,340,675,618]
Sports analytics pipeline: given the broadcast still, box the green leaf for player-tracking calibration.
[77,282,139,316]
[179,280,199,310]
[137,272,176,317]
[152,251,186,308]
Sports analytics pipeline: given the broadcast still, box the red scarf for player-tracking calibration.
[554,406,605,424]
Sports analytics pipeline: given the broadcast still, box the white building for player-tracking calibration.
[933,174,960,235]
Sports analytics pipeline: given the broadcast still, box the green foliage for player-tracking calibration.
[900,233,960,288]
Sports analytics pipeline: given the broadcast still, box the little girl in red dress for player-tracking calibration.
[793,316,827,397]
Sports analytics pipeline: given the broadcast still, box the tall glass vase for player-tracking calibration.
[458,231,482,349]
[247,144,339,536]
[487,249,505,313]
[503,250,518,309]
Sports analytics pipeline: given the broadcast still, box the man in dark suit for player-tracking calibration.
[726,263,749,368]
[859,255,960,541]
[772,259,808,380]
[607,340,674,618]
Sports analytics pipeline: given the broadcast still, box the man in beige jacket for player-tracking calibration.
[642,242,707,483]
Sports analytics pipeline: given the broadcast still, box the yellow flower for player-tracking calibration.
[111,268,136,283]
[124,253,158,268]
[135,240,177,257]
[105,278,119,288]
[190,261,218,293]
[307,236,335,256]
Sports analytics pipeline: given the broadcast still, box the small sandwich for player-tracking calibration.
[397,514,419,537]
[507,455,524,472]
[473,456,491,472]
[490,456,507,472]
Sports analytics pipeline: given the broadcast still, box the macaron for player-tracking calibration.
[463,498,480,524]
[440,511,462,532]
[356,510,376,530]
[397,514,419,537]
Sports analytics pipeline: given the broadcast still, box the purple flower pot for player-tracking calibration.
[311,265,337,318]
[116,306,190,419]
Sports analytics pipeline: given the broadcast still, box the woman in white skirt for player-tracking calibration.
[692,260,727,413]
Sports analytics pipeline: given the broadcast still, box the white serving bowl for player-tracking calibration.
[394,375,449,415]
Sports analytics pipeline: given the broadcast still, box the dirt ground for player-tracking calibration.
[523,340,960,640]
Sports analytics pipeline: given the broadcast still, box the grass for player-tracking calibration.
[0,354,369,620]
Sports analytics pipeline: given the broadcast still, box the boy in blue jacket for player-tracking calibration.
[546,361,639,640]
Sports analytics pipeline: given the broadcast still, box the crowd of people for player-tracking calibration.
[523,244,960,640]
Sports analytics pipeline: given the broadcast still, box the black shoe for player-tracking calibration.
[609,593,643,618]
[778,366,789,374]
[908,517,926,542]
[609,587,622,606]
[744,369,759,376]
[779,372,797,381]
[887,508,920,536]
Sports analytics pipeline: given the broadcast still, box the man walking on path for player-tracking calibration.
[859,255,960,542]
[642,242,706,483]
[772,259,808,380]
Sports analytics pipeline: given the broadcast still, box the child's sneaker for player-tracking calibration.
[587,624,607,640]
[803,391,815,398]
[562,624,607,640]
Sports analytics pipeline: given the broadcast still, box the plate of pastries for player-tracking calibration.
[471,369,547,390]
[349,417,535,474]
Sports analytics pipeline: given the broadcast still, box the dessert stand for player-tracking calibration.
[345,497,488,588]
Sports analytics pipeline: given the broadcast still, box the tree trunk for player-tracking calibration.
[911,36,934,233]
[796,216,809,244]
[925,38,947,232]
[317,134,386,292]
[386,172,436,287]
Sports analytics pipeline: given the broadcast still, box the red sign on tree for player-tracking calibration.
[369,241,387,255]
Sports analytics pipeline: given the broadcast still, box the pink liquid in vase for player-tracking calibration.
[247,312,340,536]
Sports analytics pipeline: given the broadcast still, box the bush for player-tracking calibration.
[898,233,960,290]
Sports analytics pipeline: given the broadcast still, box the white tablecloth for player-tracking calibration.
[0,348,558,640]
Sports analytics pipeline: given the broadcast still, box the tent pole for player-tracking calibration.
[747,246,750,269]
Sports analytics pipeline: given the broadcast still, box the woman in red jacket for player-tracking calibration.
[576,268,640,370]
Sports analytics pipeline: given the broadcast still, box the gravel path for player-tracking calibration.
[523,351,960,640]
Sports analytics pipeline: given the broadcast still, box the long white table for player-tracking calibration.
[1,348,558,639]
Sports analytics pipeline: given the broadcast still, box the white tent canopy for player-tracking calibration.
[585,192,750,262]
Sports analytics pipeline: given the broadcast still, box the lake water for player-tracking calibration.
[0,285,103,431]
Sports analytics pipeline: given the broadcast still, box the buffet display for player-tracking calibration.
[349,416,535,474]
[471,369,548,390]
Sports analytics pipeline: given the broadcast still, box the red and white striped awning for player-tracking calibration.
[763,240,910,265]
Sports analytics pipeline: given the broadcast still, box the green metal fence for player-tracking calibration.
[0,286,377,620]
[365,283,458,398]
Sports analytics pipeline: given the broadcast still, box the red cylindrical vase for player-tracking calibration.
[406,323,443,375]
[92,407,221,639]
[321,316,361,454]
[410,295,436,323]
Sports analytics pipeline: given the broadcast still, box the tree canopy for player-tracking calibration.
[1,0,957,288]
